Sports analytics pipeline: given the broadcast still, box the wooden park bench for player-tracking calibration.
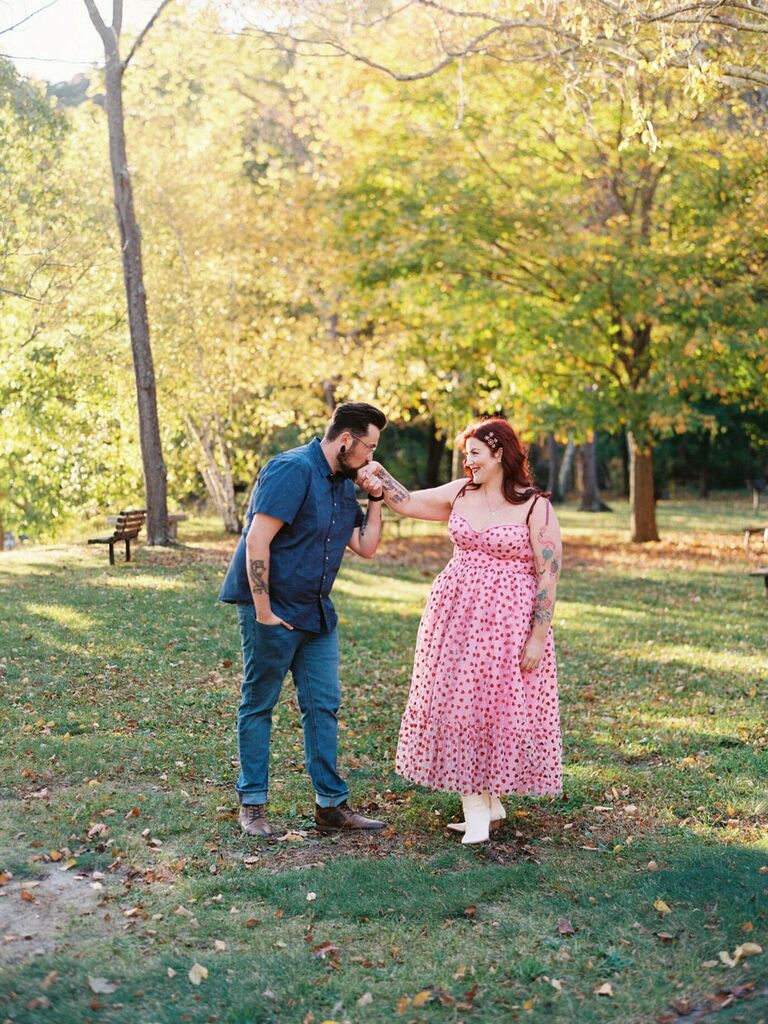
[742,522,768,596]
[88,509,146,565]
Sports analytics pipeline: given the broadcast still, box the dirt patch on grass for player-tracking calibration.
[0,869,111,965]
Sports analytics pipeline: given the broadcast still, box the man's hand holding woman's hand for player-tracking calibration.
[356,462,384,497]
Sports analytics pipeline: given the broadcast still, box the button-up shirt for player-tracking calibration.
[218,439,364,632]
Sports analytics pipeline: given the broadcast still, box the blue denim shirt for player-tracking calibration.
[218,439,364,632]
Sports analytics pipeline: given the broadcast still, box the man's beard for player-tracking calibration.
[337,449,360,480]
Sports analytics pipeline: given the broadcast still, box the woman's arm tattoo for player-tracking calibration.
[534,589,554,625]
[534,527,561,579]
[377,468,410,504]
[248,558,268,594]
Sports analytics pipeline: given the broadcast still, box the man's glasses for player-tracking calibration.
[351,434,377,454]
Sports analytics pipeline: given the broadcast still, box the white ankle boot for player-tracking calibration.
[447,793,506,834]
[460,793,491,845]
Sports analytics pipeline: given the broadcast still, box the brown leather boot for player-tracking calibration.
[238,802,274,838]
[315,802,386,833]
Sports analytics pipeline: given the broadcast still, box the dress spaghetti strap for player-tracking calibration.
[525,492,550,525]
[451,481,473,507]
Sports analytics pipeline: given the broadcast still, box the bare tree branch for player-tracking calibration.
[0,0,59,37]
[82,0,111,47]
[123,0,173,69]
[113,0,123,37]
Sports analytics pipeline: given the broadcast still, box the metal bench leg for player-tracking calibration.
[108,541,115,566]
[125,539,131,562]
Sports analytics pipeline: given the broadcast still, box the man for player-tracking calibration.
[219,402,388,838]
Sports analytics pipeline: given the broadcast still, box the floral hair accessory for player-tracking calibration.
[483,430,501,451]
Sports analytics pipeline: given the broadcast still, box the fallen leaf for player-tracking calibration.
[523,998,534,1010]
[593,982,614,996]
[245,918,260,928]
[166,967,176,978]
[550,978,563,991]
[647,861,659,872]
[26,996,51,1010]
[653,899,672,916]
[20,889,35,903]
[464,905,477,918]
[357,992,373,1006]
[214,940,227,952]
[41,971,59,989]
[719,950,736,968]
[188,963,208,986]
[48,850,63,862]
[0,870,12,885]
[558,917,576,936]
[395,997,410,1014]
[88,977,117,994]
[306,892,317,902]
[453,964,466,980]
[311,941,340,961]
[701,960,718,968]
[412,990,432,1007]
[733,942,762,963]
[656,932,677,944]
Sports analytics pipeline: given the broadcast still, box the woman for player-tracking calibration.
[360,418,562,844]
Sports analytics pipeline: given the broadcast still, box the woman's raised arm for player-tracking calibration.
[360,463,466,522]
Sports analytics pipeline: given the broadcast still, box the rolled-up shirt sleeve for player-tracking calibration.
[253,458,311,525]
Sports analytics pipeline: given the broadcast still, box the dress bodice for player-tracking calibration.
[448,510,536,573]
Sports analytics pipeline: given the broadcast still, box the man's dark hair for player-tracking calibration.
[325,402,387,441]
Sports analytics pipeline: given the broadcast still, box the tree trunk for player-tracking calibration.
[424,420,447,487]
[621,431,630,496]
[698,432,710,498]
[578,434,612,511]
[628,432,660,542]
[557,435,576,499]
[451,440,464,481]
[546,434,561,501]
[185,415,241,534]
[85,2,170,545]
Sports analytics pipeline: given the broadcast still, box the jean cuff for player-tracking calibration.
[315,792,349,809]
[238,790,268,805]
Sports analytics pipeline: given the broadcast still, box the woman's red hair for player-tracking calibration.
[457,417,545,505]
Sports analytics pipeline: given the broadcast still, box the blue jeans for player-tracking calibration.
[236,604,349,808]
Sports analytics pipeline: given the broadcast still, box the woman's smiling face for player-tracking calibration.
[464,437,500,484]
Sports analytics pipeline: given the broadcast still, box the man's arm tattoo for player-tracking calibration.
[360,510,369,537]
[248,558,268,595]
[378,468,410,504]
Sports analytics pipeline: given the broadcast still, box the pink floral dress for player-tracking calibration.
[395,506,562,796]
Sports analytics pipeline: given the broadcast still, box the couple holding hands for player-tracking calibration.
[219,403,562,846]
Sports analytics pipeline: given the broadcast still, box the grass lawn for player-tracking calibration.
[0,494,766,1024]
